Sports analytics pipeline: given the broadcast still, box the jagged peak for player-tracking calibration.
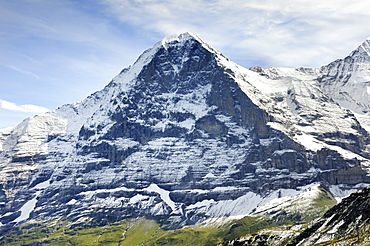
[320,37,370,69]
[358,38,370,57]
[158,32,217,55]
[160,32,199,47]
[131,32,204,68]
[119,32,220,79]
[346,37,370,59]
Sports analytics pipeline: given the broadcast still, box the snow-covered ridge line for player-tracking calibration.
[160,32,220,56]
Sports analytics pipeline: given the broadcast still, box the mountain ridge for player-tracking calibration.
[1,32,370,236]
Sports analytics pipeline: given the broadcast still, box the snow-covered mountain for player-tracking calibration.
[320,38,370,115]
[1,32,370,233]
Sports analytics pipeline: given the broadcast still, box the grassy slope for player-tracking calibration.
[0,187,337,246]
[0,214,323,246]
[0,216,289,246]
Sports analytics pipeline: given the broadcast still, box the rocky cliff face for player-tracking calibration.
[1,32,370,232]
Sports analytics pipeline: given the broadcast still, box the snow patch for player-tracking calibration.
[329,183,370,202]
[130,194,147,204]
[13,190,42,223]
[144,184,177,213]
[12,178,52,224]
[327,219,345,234]
[204,173,216,178]
[294,134,323,151]
[205,192,262,218]
[33,179,50,189]
[187,199,215,210]
[67,199,78,205]
[273,149,296,155]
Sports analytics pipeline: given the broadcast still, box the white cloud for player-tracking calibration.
[100,0,370,67]
[0,99,48,113]
[6,65,40,79]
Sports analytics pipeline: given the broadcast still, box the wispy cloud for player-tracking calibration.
[0,99,48,113]
[100,0,370,67]
[6,65,40,79]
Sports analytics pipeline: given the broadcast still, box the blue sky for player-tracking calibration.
[1,0,370,128]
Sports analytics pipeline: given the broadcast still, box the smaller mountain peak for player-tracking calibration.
[360,38,370,52]
[349,38,370,59]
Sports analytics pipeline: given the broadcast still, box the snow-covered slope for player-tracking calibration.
[1,32,370,232]
[318,39,370,135]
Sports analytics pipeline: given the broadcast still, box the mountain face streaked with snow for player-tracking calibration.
[289,185,370,245]
[1,32,370,232]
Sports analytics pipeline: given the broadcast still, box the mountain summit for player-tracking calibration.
[319,38,370,114]
[1,33,370,232]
